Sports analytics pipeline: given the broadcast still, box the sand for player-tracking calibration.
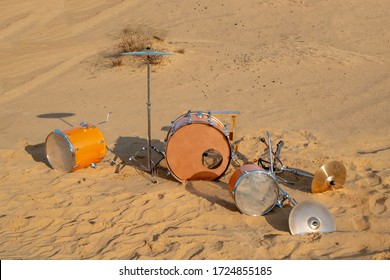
[0,0,389,260]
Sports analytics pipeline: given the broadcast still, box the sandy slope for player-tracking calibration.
[0,0,389,260]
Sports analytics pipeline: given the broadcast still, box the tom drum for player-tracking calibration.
[45,124,106,172]
[228,164,279,216]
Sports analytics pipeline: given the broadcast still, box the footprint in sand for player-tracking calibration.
[369,192,387,215]
[356,172,382,188]
[352,215,370,231]
[259,233,278,248]
[211,240,224,251]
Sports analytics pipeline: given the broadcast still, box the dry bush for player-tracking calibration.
[110,55,124,67]
[118,27,155,53]
[109,26,183,67]
[175,48,185,54]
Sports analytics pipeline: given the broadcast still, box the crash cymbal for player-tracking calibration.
[311,161,346,193]
[122,48,174,56]
[289,200,336,235]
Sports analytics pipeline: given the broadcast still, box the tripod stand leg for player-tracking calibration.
[151,162,157,183]
[127,145,165,183]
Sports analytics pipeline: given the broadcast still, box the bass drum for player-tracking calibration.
[165,111,231,182]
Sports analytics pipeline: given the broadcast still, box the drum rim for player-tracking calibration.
[167,111,227,137]
[232,169,279,216]
[45,129,76,172]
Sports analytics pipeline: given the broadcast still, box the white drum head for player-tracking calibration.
[45,132,74,172]
[233,171,279,216]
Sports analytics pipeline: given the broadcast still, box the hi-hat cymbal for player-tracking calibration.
[311,161,346,193]
[289,200,336,235]
[122,49,174,56]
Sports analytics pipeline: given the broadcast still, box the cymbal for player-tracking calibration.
[289,200,336,235]
[122,48,174,56]
[311,161,346,193]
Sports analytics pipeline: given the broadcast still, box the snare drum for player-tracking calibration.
[228,164,279,216]
[165,111,231,182]
[45,124,106,172]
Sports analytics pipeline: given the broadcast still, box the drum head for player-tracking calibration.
[233,171,279,216]
[165,123,231,182]
[45,132,74,172]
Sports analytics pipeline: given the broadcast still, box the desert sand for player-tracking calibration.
[0,0,389,260]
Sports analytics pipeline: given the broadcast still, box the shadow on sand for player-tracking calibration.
[25,143,51,168]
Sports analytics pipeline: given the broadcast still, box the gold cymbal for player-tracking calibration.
[289,200,336,235]
[311,161,346,193]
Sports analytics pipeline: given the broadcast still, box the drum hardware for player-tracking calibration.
[188,111,193,124]
[109,157,123,173]
[230,152,242,168]
[93,112,112,126]
[121,47,174,183]
[257,136,346,193]
[77,112,111,131]
[108,154,129,174]
[208,111,240,142]
[179,110,240,142]
[229,131,336,235]
[265,131,298,208]
[274,139,284,159]
[207,113,213,126]
[211,111,240,167]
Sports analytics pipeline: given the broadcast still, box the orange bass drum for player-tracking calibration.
[165,111,231,182]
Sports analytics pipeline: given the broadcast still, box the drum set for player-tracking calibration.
[43,48,347,235]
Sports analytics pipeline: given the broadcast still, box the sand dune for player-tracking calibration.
[0,0,389,260]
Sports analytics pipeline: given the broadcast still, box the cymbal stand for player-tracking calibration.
[257,133,346,193]
[122,48,173,183]
[264,131,297,208]
[258,136,313,185]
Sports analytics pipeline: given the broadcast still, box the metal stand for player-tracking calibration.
[258,136,313,185]
[264,131,297,208]
[257,132,346,193]
[122,48,173,183]
[255,131,336,235]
